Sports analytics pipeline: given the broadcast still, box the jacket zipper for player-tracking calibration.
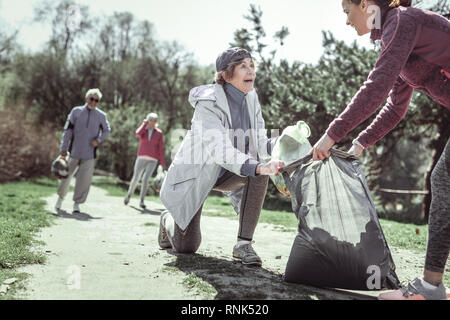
[87,108,91,128]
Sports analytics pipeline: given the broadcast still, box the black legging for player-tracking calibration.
[169,172,269,254]
[425,138,450,273]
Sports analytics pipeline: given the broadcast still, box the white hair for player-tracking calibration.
[85,88,103,100]
[145,113,158,121]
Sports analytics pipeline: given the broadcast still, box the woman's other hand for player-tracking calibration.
[91,140,99,147]
[347,140,364,157]
[256,160,286,175]
[309,133,335,161]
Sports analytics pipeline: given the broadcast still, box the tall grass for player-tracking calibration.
[0,178,57,299]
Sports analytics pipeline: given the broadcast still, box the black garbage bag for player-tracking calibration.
[282,149,400,291]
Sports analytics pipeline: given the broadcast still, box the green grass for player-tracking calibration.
[379,220,428,253]
[0,177,57,299]
[182,273,217,299]
[143,222,157,227]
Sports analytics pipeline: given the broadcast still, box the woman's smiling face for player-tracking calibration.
[342,0,372,36]
[223,58,256,94]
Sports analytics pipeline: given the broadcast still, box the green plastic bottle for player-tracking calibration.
[270,121,312,197]
[272,121,311,164]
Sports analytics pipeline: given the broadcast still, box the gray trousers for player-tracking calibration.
[163,171,269,254]
[57,158,95,204]
[425,138,450,273]
[127,157,158,202]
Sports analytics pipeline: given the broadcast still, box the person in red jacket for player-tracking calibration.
[124,113,166,209]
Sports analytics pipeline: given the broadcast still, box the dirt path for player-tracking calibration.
[15,184,428,300]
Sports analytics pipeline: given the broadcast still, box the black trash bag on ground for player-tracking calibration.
[281,149,400,291]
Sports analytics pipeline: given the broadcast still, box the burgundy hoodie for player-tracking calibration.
[135,123,166,168]
[327,6,450,148]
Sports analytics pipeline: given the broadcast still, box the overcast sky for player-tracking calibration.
[0,0,384,66]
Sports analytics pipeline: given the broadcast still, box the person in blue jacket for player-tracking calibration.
[55,88,111,214]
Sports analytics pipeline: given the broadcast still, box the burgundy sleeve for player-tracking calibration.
[135,122,147,138]
[356,77,414,147]
[326,11,419,143]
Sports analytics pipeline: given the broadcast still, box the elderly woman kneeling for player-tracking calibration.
[158,47,284,267]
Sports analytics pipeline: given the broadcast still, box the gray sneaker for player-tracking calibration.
[72,202,80,214]
[158,211,172,249]
[378,278,448,300]
[233,242,262,267]
[55,197,63,212]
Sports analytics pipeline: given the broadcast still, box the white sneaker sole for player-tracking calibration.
[232,256,262,267]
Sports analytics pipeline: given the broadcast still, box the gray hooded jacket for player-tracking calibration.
[160,84,274,230]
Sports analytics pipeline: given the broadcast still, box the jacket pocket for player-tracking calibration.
[172,177,196,192]
[165,164,201,185]
[161,176,197,207]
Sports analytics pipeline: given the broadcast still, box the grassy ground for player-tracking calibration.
[0,178,57,299]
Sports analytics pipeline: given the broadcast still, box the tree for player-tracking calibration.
[416,0,450,18]
[0,28,18,69]
[149,41,201,131]
[0,21,19,106]
[97,12,156,62]
[34,0,92,54]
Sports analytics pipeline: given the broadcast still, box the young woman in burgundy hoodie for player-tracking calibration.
[311,0,449,299]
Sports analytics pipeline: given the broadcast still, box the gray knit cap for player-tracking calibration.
[215,47,252,72]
